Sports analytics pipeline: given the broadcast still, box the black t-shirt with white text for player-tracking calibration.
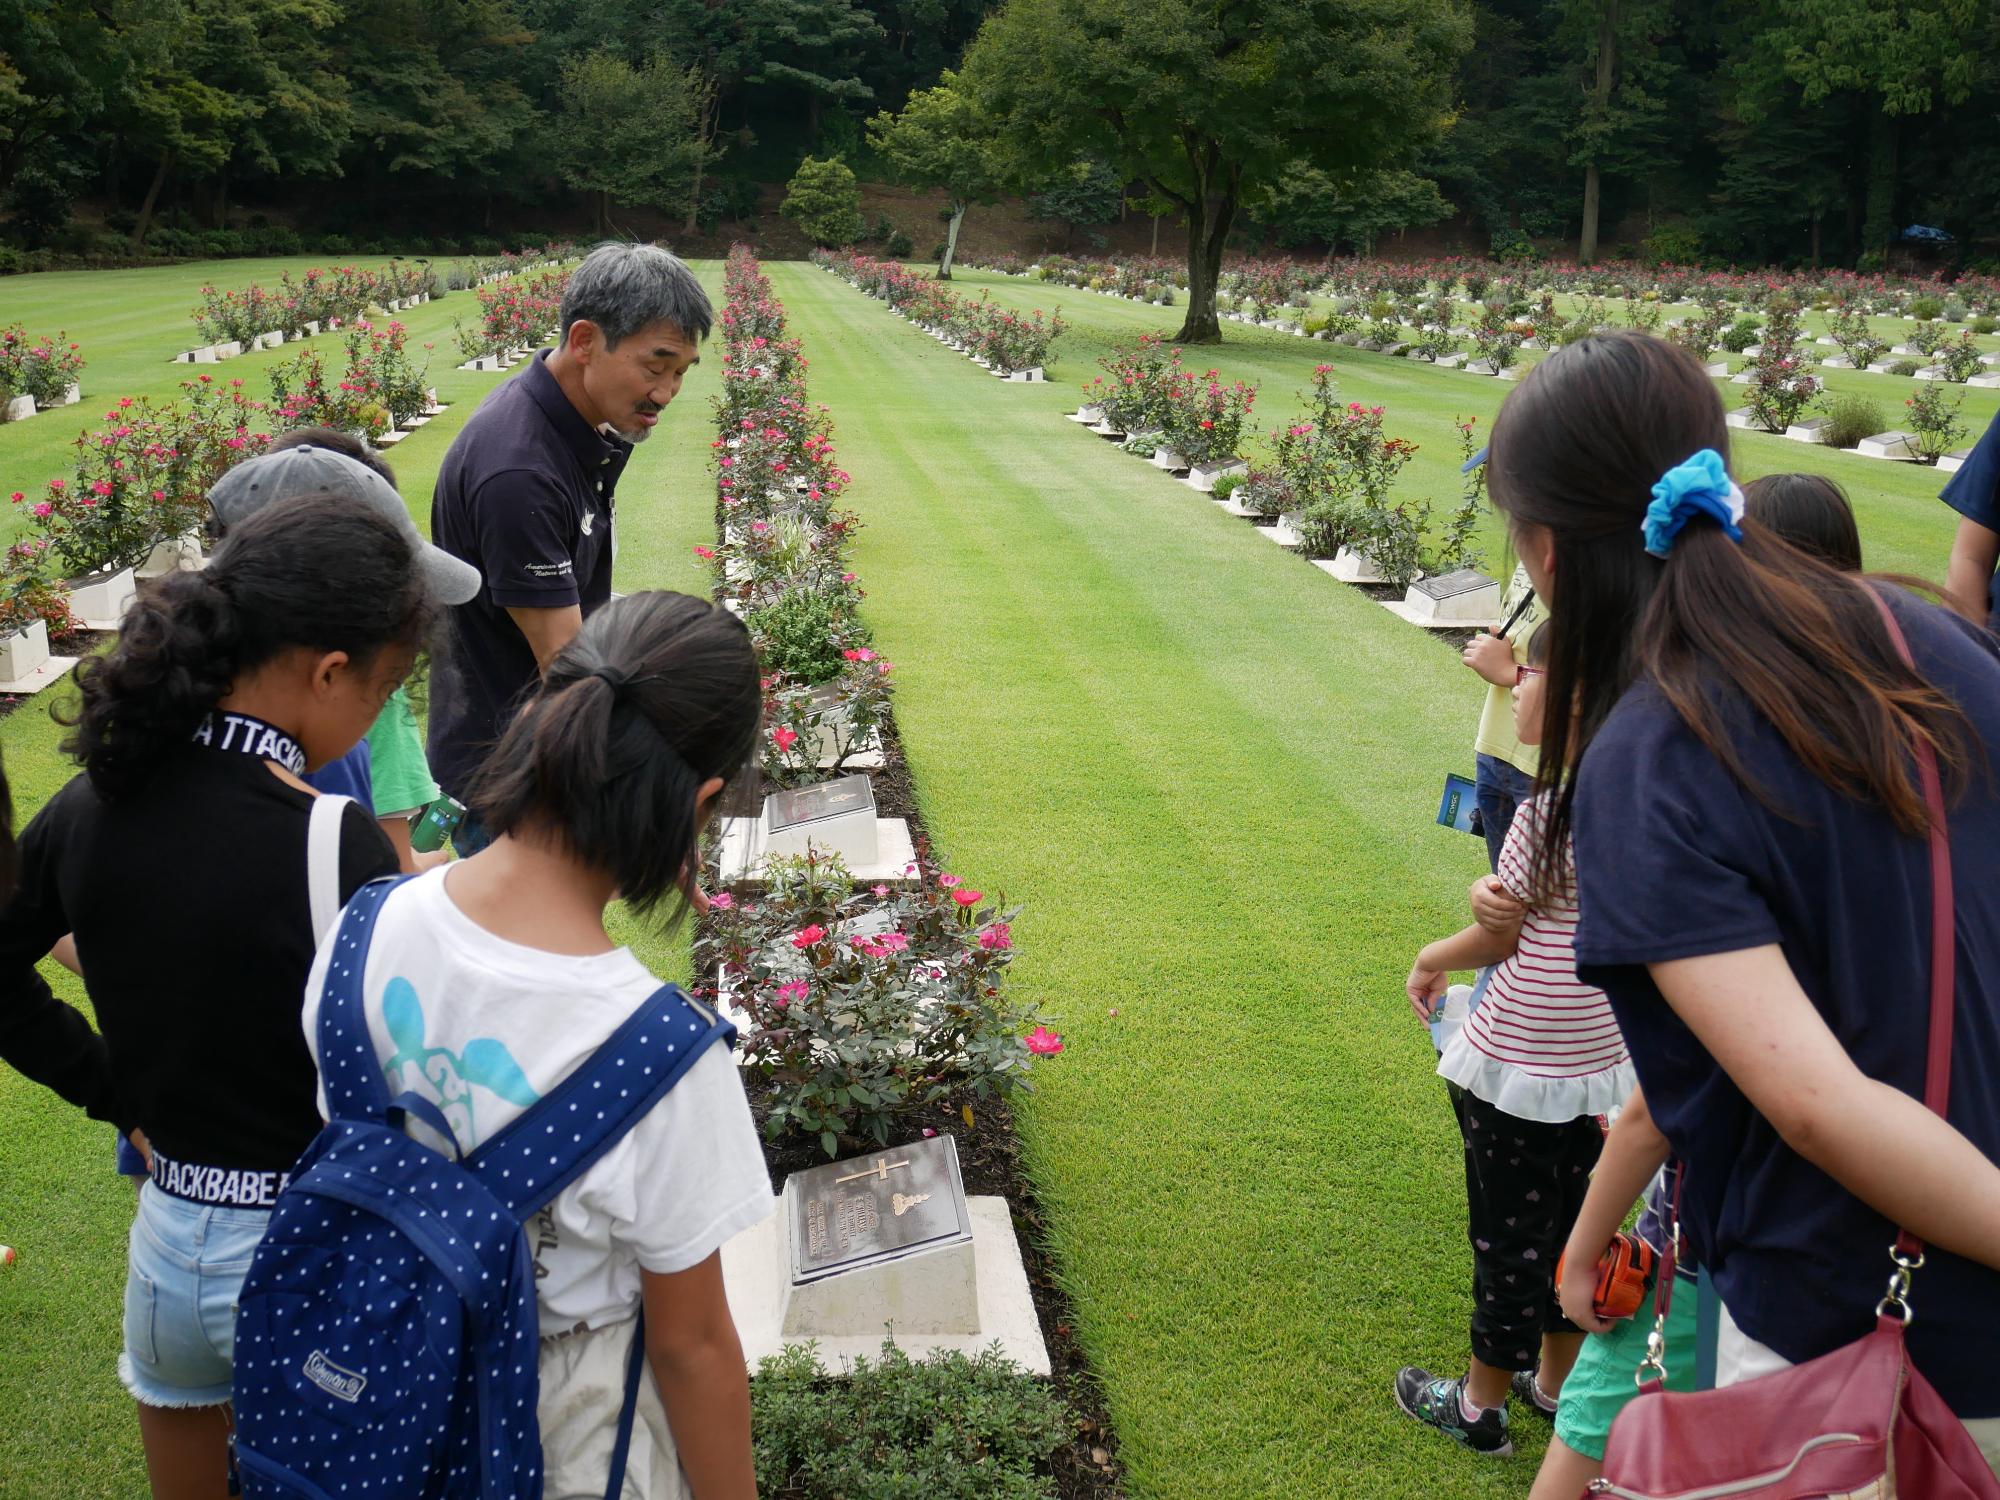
[427,352,631,798]
[0,750,397,1172]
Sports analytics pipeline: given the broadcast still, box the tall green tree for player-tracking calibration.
[959,0,1471,342]
[1254,166,1451,253]
[779,153,864,245]
[550,51,714,232]
[109,0,350,246]
[1568,1,1677,262]
[1733,0,1983,260]
[865,70,1006,278]
[332,0,535,197]
[750,0,885,140]
[0,0,133,205]
[1029,155,1126,253]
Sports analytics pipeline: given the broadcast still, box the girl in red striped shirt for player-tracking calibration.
[1394,623,1636,1457]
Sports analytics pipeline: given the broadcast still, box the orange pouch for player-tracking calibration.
[1556,1231,1656,1322]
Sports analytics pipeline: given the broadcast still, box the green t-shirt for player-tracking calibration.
[1472,563,1544,775]
[367,687,439,816]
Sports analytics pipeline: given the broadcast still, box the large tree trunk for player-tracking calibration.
[1578,0,1617,264]
[1176,184,1236,342]
[683,82,720,236]
[1863,112,1897,260]
[937,200,964,279]
[131,148,173,250]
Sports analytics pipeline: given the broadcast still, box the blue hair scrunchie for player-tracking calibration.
[1642,448,1745,559]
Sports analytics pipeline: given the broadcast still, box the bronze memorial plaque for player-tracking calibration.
[764,773,876,835]
[788,1134,973,1284]
[1413,567,1492,602]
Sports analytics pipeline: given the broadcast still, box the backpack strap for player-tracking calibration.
[315,875,415,1123]
[306,793,352,944]
[468,984,735,1221]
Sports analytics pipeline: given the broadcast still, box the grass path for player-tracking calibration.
[0,255,1970,1497]
[779,262,1545,1497]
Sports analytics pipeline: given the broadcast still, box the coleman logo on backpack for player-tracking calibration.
[302,1352,366,1404]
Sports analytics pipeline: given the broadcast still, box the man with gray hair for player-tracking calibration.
[427,242,711,846]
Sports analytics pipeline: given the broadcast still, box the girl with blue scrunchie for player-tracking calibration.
[1481,330,2000,1479]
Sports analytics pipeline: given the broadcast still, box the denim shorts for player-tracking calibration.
[120,1181,271,1408]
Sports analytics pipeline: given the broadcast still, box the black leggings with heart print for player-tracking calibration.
[1451,1084,1603,1370]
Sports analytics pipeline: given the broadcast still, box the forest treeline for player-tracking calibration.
[2,0,1994,272]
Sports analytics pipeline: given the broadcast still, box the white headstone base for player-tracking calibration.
[69,567,138,631]
[720,1195,1050,1377]
[1322,548,1385,584]
[1184,457,1246,493]
[1856,431,1918,461]
[716,817,916,887]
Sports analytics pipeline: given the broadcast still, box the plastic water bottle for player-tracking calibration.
[408,795,467,854]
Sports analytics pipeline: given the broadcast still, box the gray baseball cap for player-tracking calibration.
[208,444,482,606]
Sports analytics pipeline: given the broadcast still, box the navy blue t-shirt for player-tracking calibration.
[302,740,373,812]
[1939,407,2000,628]
[1572,589,2000,1417]
[427,352,630,798]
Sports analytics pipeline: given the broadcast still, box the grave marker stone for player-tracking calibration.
[789,1137,973,1287]
[721,1136,1048,1374]
[762,774,879,864]
[1385,569,1504,629]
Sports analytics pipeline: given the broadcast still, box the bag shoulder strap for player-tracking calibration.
[307,793,352,943]
[1867,588,1956,1263]
[469,984,736,1220]
[315,874,415,1123]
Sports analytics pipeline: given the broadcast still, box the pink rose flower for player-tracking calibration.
[1025,1026,1064,1056]
[790,924,826,948]
[952,889,983,907]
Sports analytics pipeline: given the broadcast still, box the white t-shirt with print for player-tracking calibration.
[302,867,772,1334]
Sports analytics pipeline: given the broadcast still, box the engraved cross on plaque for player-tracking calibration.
[834,1157,910,1186]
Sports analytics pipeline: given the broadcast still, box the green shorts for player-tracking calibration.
[1552,1276,1699,1462]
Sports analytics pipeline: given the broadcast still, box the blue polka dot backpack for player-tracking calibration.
[231,877,734,1498]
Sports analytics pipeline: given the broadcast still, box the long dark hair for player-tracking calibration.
[61,494,435,800]
[468,591,760,921]
[1742,472,1863,573]
[1487,331,1975,897]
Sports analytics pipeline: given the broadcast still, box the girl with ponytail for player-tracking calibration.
[301,590,770,1500]
[1484,331,2000,1482]
[0,494,433,1496]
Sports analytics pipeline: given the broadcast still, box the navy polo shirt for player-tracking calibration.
[1939,407,2000,628]
[1571,589,2000,1417]
[427,352,630,798]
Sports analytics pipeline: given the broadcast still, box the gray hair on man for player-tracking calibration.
[559,242,713,350]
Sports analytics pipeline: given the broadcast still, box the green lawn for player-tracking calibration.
[0,255,513,542]
[0,256,1972,1498]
